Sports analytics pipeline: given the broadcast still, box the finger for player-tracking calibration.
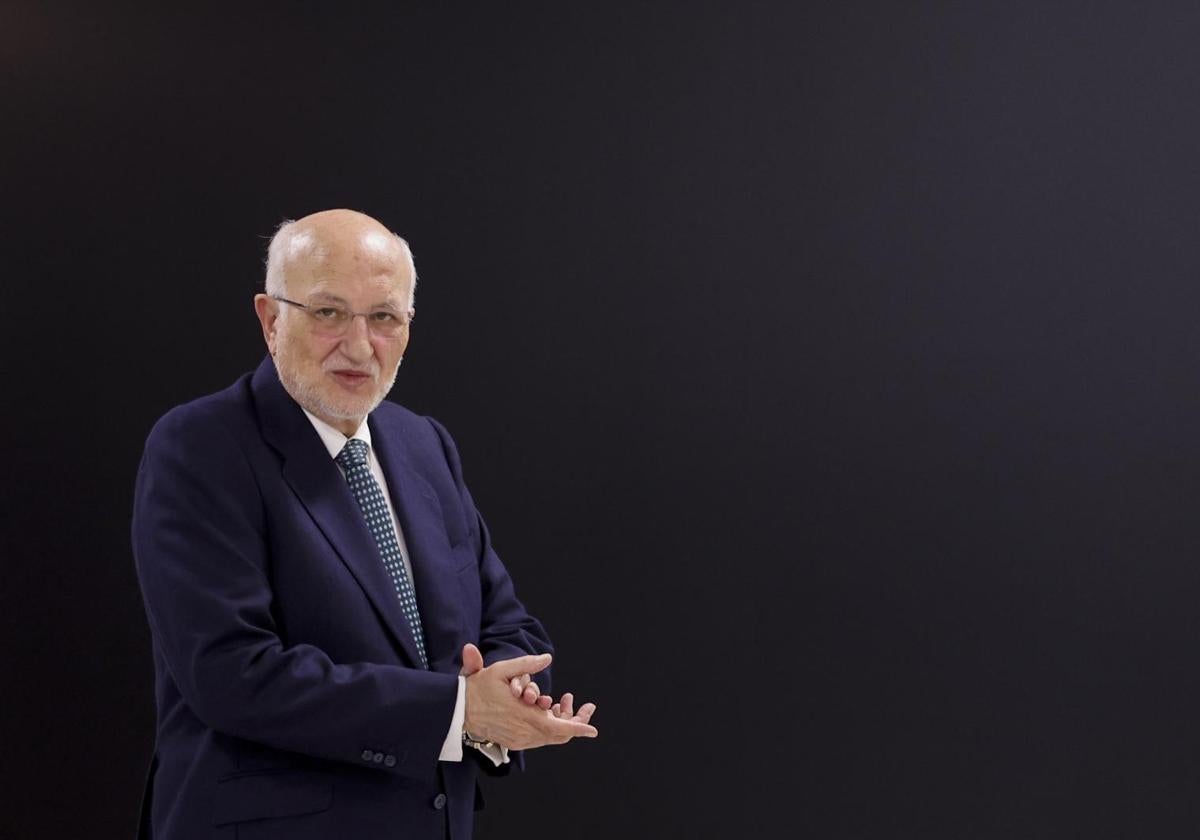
[460,643,484,676]
[492,653,552,680]
[522,683,540,705]
[574,703,596,724]
[560,692,574,718]
[541,716,598,739]
[537,694,553,710]
[551,702,561,716]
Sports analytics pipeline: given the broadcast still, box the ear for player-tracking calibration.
[253,294,279,355]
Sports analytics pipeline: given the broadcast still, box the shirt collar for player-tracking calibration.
[301,409,373,461]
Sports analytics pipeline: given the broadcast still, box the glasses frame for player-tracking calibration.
[271,295,414,337]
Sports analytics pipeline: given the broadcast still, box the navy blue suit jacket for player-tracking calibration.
[132,358,553,840]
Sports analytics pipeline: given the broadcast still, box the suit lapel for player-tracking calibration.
[250,358,425,668]
[371,412,464,675]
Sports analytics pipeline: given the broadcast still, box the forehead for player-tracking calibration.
[287,231,412,303]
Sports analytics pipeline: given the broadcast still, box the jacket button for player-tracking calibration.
[384,754,396,767]
[432,793,447,810]
[373,752,384,763]
[361,749,374,761]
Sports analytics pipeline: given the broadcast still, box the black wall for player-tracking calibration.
[6,3,1200,837]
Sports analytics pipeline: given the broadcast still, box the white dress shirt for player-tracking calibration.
[302,409,508,766]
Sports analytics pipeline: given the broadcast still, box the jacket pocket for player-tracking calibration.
[212,768,333,826]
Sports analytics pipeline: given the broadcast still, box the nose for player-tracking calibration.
[338,314,374,363]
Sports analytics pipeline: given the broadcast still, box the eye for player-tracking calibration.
[313,307,343,320]
[369,311,399,323]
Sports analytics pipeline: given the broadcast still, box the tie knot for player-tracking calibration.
[336,438,370,468]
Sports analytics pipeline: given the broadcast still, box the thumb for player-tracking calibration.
[460,643,484,676]
[491,652,552,680]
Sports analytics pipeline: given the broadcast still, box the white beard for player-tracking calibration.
[274,357,400,424]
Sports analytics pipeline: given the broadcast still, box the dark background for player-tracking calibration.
[5,2,1200,837]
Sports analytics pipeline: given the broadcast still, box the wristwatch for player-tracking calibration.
[462,730,497,751]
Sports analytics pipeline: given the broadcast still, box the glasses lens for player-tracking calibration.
[307,306,349,336]
[308,308,409,337]
[368,310,412,337]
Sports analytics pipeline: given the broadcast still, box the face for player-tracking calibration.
[254,230,413,435]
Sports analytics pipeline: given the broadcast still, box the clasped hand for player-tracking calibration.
[460,643,598,750]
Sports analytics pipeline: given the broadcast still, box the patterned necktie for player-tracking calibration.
[335,438,429,669]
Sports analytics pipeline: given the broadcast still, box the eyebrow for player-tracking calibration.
[306,292,405,312]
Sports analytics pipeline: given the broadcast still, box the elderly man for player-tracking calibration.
[132,209,596,840]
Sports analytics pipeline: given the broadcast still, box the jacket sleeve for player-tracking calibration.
[426,416,555,674]
[426,417,555,775]
[132,406,459,779]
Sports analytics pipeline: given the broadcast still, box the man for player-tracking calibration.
[132,209,597,840]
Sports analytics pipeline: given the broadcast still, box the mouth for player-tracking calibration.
[330,369,375,389]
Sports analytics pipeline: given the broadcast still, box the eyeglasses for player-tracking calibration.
[272,295,414,338]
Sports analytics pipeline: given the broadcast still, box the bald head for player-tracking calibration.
[265,209,417,309]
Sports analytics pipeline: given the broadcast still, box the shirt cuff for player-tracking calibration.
[476,740,510,767]
[439,677,467,762]
[438,676,510,766]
